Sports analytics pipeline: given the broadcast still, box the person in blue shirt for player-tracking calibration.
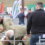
[18,8,25,25]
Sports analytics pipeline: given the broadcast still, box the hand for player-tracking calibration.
[27,34,31,37]
[22,34,31,40]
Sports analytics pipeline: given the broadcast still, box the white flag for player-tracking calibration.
[12,0,22,19]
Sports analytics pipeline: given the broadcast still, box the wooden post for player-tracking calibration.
[22,0,24,11]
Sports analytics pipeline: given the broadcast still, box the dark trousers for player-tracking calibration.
[19,18,24,25]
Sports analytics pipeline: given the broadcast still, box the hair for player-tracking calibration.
[37,2,43,8]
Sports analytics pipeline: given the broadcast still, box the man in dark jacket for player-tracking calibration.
[27,2,45,45]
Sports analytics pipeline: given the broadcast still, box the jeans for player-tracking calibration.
[19,18,24,25]
[30,34,41,45]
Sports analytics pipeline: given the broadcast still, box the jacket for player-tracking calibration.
[27,9,45,34]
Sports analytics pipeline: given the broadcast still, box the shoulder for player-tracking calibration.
[43,11,45,13]
[30,12,35,16]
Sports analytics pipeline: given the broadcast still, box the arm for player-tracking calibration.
[27,13,32,35]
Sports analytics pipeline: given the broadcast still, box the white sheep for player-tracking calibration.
[1,30,26,45]
[1,30,14,45]
[1,17,30,45]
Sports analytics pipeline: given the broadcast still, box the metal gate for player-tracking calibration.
[36,36,45,45]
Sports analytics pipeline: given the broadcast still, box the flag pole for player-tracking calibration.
[22,0,24,11]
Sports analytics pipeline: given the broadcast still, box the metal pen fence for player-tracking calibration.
[36,36,45,45]
[1,32,45,45]
[0,32,29,45]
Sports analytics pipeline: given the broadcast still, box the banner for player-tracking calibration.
[12,0,22,19]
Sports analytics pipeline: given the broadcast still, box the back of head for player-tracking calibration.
[36,2,43,9]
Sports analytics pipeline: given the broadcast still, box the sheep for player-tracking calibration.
[1,30,30,45]
[3,16,14,30]
[1,30,14,45]
[1,36,12,45]
[3,17,27,40]
[1,30,25,45]
[0,17,12,33]
[4,25,30,45]
[1,17,30,45]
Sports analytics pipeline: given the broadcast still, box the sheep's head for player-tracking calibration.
[5,30,14,38]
